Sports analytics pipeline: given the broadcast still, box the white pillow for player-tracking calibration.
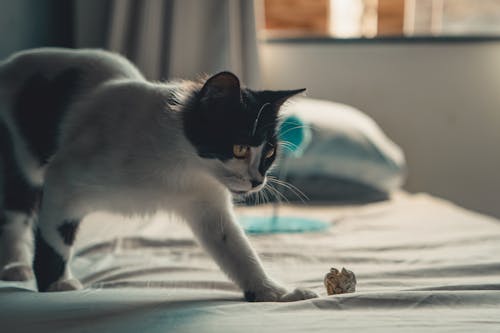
[279,98,406,193]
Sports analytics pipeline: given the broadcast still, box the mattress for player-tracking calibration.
[1,192,500,332]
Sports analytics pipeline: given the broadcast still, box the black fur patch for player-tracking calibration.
[183,88,278,161]
[33,229,66,292]
[57,220,79,246]
[221,233,227,242]
[13,68,81,164]
[259,142,277,176]
[182,72,304,178]
[244,290,257,302]
[0,120,41,214]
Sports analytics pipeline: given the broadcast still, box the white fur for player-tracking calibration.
[219,144,266,194]
[0,211,34,277]
[0,48,316,301]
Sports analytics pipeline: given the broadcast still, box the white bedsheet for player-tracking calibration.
[1,193,500,332]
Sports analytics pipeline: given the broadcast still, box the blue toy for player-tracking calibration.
[278,115,311,157]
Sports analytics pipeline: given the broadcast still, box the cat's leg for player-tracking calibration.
[0,124,39,281]
[0,211,36,281]
[33,179,83,292]
[34,206,83,291]
[177,190,317,302]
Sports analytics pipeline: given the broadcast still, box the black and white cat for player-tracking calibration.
[0,48,317,302]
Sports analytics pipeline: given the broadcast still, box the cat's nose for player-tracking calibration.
[250,180,263,188]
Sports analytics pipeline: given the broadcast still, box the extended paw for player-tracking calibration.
[0,263,34,281]
[47,278,83,292]
[279,287,318,302]
[245,283,318,302]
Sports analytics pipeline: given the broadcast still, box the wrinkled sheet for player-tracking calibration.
[1,192,500,332]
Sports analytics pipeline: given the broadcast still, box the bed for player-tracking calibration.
[1,191,500,332]
[2,97,499,332]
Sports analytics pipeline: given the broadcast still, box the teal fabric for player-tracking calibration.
[239,216,329,234]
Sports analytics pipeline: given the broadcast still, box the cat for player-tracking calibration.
[0,48,317,302]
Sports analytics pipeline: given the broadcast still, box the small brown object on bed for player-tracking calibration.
[324,267,356,295]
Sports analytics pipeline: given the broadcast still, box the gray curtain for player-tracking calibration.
[74,0,260,87]
[0,0,74,59]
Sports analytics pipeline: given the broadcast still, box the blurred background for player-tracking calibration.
[1,0,500,218]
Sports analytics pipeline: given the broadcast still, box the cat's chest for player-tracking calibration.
[96,165,220,215]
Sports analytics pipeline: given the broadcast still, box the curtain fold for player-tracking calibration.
[75,0,260,86]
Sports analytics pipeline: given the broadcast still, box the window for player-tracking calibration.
[261,0,500,38]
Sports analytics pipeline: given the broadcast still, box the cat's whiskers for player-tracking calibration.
[264,181,288,204]
[267,176,309,203]
[270,178,309,203]
[271,123,308,141]
[278,140,300,152]
[277,124,308,138]
[260,186,272,205]
[253,190,261,206]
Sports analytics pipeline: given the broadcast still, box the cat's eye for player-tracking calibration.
[265,146,275,158]
[233,144,249,158]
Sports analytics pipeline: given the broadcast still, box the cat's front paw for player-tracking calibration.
[46,278,83,292]
[279,287,318,302]
[245,284,318,302]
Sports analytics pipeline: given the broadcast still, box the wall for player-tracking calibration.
[260,40,500,217]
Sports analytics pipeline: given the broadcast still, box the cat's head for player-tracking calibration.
[183,71,304,196]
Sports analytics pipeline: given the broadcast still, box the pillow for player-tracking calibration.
[271,97,406,202]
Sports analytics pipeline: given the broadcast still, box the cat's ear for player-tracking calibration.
[267,88,306,107]
[199,71,241,104]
